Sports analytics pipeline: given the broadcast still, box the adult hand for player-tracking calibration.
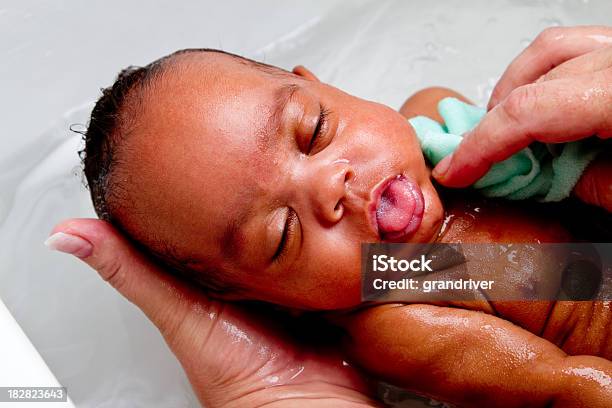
[45,218,381,408]
[432,26,612,210]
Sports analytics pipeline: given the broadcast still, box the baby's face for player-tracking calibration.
[115,52,443,309]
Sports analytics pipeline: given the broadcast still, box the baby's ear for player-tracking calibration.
[292,65,320,82]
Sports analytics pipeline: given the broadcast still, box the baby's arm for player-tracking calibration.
[338,304,612,407]
[399,86,472,123]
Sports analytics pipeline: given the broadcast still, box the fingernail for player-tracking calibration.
[433,154,453,179]
[44,232,93,258]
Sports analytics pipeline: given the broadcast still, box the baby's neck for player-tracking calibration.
[434,190,572,244]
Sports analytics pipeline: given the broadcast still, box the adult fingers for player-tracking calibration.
[433,68,612,187]
[537,45,612,82]
[488,25,612,110]
[45,218,213,339]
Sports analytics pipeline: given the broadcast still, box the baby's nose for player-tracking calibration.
[309,158,354,224]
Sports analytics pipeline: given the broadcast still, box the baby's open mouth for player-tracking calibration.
[371,175,424,241]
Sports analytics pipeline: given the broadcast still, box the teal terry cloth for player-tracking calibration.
[408,97,602,202]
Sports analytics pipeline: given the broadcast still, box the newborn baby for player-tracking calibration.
[82,49,611,406]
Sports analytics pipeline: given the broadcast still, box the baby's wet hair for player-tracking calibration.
[80,48,286,294]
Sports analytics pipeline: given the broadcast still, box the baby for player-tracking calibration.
[82,49,611,406]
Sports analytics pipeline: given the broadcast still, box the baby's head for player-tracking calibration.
[82,49,443,309]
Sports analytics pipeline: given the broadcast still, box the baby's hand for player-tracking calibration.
[573,149,612,212]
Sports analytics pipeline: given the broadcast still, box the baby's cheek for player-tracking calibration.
[303,235,363,309]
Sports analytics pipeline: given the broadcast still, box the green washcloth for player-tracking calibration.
[408,97,602,202]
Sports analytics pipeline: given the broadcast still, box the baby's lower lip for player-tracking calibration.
[373,175,424,241]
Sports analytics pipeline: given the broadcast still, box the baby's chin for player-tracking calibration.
[412,176,444,243]
[397,123,443,243]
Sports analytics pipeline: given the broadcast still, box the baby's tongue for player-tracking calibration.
[376,177,417,233]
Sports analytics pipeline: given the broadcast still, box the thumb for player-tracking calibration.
[44,218,209,339]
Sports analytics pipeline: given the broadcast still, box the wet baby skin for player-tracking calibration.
[102,53,611,407]
[335,87,612,407]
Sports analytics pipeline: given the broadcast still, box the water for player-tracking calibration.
[2,0,611,406]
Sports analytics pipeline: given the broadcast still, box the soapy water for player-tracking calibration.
[2,1,611,407]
